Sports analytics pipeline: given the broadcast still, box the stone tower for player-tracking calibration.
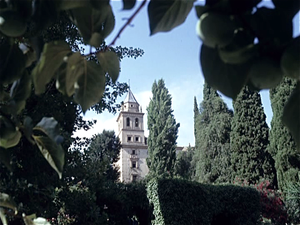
[116,88,149,182]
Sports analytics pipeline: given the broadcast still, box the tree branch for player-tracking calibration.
[84,0,147,57]
[108,0,147,47]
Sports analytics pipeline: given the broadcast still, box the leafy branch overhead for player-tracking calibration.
[124,0,300,148]
[194,0,299,144]
[0,0,299,222]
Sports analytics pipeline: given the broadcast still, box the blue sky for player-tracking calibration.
[76,1,300,147]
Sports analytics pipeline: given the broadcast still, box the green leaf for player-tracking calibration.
[0,10,27,37]
[73,60,106,113]
[195,5,209,19]
[218,44,258,65]
[55,62,68,95]
[89,0,110,10]
[22,117,34,144]
[13,0,33,20]
[281,36,300,80]
[227,0,261,14]
[97,51,120,83]
[0,40,26,85]
[0,86,10,102]
[0,130,21,149]
[23,214,36,225]
[250,7,293,45]
[122,0,136,10]
[9,70,32,114]
[31,0,57,30]
[217,28,256,64]
[29,36,44,62]
[282,82,300,151]
[70,4,115,47]
[0,116,17,140]
[3,101,26,116]
[33,135,65,179]
[148,0,195,35]
[0,147,12,171]
[65,52,85,96]
[0,193,17,214]
[34,117,63,145]
[248,58,283,90]
[0,208,7,225]
[55,0,89,10]
[55,52,106,113]
[24,48,37,68]
[0,116,21,149]
[32,40,71,95]
[200,44,251,99]
[272,0,300,19]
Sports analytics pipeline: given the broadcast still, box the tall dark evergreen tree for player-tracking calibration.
[190,97,201,180]
[193,83,233,184]
[194,96,200,143]
[268,77,300,191]
[174,145,194,180]
[230,86,276,186]
[146,79,180,178]
[85,130,121,185]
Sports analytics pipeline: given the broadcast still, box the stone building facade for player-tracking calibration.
[116,89,183,183]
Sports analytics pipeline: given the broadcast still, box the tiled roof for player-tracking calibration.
[124,89,138,104]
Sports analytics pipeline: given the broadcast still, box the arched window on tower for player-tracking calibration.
[126,117,130,127]
[135,118,139,127]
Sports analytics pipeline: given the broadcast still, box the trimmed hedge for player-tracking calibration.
[147,178,261,225]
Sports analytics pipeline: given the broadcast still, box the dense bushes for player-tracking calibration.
[52,181,152,225]
[147,178,261,225]
[284,182,300,224]
[123,182,153,225]
[232,178,288,225]
[253,180,287,225]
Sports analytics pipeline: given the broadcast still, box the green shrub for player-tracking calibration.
[95,181,153,225]
[147,178,261,225]
[234,178,288,224]
[284,182,300,224]
[54,183,105,225]
[122,181,153,225]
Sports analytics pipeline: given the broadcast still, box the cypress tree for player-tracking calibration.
[86,130,121,183]
[230,86,276,185]
[269,77,300,191]
[146,79,180,178]
[194,96,200,143]
[190,97,201,180]
[174,145,194,180]
[193,83,233,184]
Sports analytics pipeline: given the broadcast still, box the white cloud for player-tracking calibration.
[74,114,117,139]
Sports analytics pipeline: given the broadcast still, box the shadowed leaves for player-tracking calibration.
[97,50,120,83]
[70,4,115,47]
[32,41,71,95]
[282,82,300,151]
[148,0,194,35]
[200,44,250,99]
[33,117,65,179]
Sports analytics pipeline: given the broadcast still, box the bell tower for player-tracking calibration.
[116,88,148,182]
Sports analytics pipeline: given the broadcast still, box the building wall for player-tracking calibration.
[116,90,182,183]
[119,146,149,182]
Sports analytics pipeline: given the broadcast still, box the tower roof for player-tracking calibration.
[124,89,139,104]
